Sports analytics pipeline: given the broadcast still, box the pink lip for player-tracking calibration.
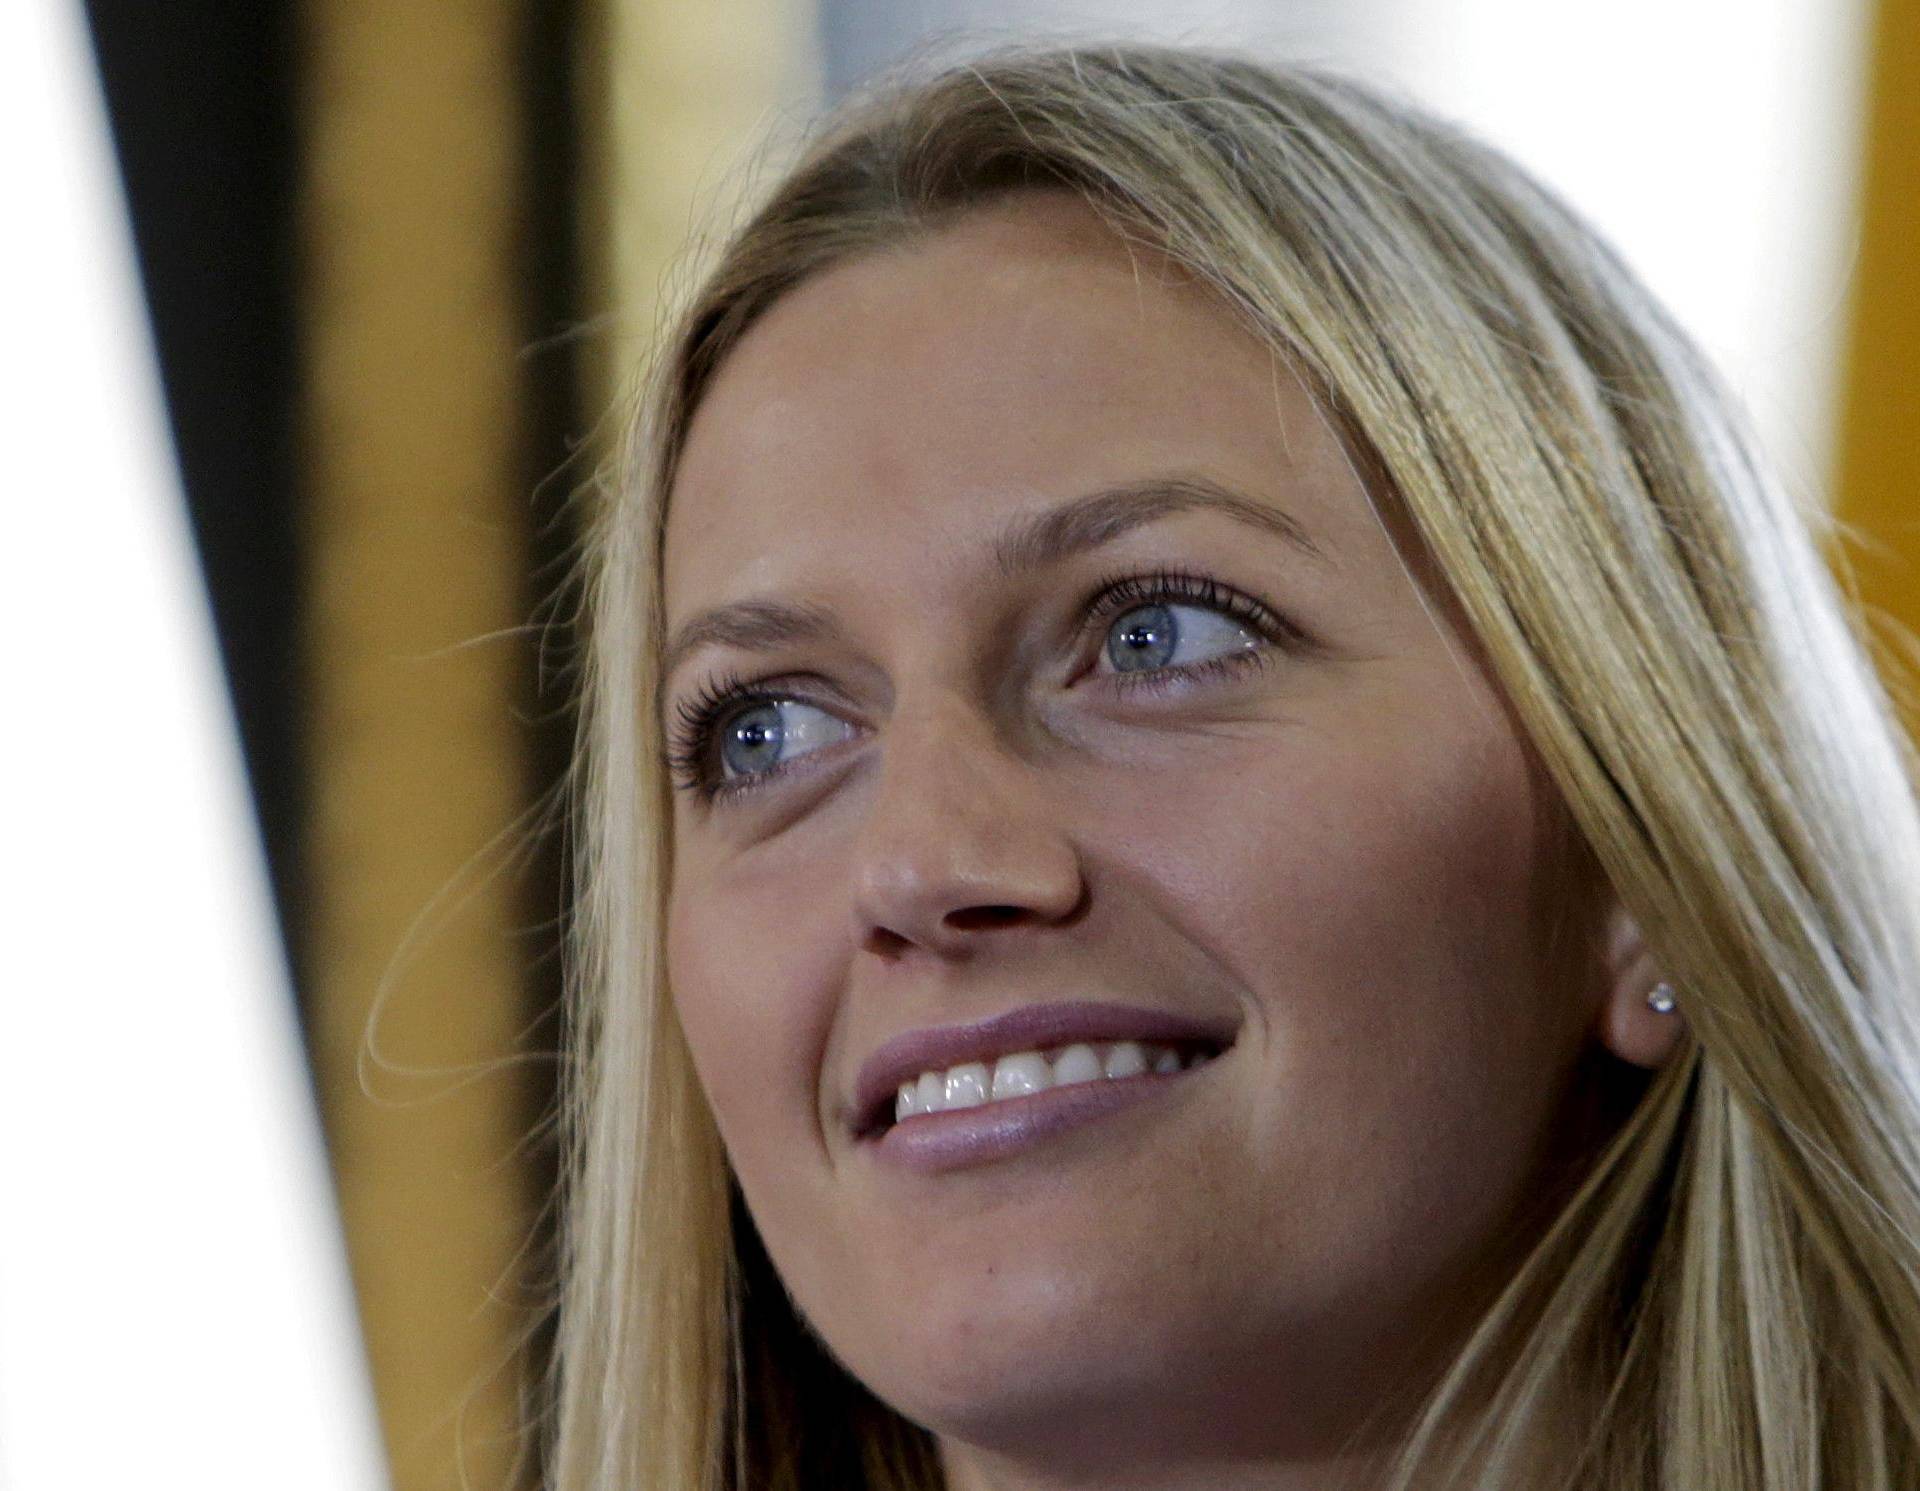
[848,999,1236,1139]
[873,1065,1207,1174]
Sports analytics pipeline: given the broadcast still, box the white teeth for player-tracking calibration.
[1052,1043,1104,1087]
[991,1051,1052,1101]
[944,1062,990,1110]
[891,1040,1213,1124]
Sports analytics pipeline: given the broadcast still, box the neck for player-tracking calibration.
[936,1435,1402,1491]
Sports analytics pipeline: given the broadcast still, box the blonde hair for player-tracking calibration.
[552,41,1920,1490]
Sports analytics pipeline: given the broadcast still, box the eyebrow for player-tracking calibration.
[660,474,1326,690]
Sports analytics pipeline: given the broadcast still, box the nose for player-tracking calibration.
[848,687,1085,960]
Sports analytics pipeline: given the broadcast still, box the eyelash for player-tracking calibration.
[664,567,1301,805]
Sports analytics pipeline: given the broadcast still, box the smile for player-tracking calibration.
[850,999,1236,1175]
[893,1039,1215,1124]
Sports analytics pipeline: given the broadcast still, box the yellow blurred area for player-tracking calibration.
[1833,0,1920,742]
[301,2,812,1486]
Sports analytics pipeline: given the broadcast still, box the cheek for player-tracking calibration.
[665,862,843,1188]
[1104,707,1542,1001]
[1101,704,1570,1241]
[667,855,894,1361]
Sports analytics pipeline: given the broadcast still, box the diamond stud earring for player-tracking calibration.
[1646,982,1677,1015]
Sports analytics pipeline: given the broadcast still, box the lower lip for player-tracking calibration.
[866,1065,1209,1175]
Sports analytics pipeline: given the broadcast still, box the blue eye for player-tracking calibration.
[1102,600,1263,676]
[710,698,854,786]
[665,568,1301,805]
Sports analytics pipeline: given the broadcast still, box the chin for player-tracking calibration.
[848,1277,1213,1459]
[886,1350,1152,1460]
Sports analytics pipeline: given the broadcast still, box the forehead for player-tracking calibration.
[662,193,1381,629]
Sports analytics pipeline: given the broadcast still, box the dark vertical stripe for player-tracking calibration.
[507,0,583,1471]
[82,0,307,990]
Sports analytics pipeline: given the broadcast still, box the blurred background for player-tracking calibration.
[16,0,1916,1485]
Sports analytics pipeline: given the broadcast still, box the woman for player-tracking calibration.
[552,42,1920,1490]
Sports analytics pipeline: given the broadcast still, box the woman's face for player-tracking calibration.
[661,193,1640,1484]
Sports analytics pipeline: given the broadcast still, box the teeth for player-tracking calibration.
[915,1071,942,1113]
[893,1040,1209,1124]
[991,1051,1051,1101]
[944,1062,990,1111]
[1053,1043,1103,1086]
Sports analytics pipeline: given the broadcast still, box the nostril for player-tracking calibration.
[945,905,1026,931]
[863,926,913,960]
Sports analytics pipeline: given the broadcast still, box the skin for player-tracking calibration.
[660,191,1681,1491]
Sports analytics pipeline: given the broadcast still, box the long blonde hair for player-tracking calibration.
[552,42,1920,1490]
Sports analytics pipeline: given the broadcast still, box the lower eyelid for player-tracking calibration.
[1098,643,1275,695]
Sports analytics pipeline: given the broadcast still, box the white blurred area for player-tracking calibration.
[0,5,385,1489]
[820,0,1871,503]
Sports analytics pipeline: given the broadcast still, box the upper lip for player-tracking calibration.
[849,999,1237,1138]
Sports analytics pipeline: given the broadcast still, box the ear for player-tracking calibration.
[1591,899,1686,1070]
